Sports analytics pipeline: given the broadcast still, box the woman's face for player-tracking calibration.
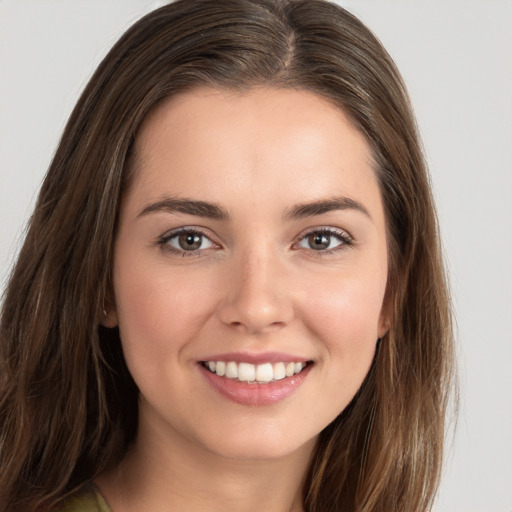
[110,87,389,462]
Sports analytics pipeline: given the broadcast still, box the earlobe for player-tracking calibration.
[378,319,390,339]
[377,303,391,339]
[99,305,118,328]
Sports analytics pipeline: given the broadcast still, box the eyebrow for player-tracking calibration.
[138,195,371,221]
[284,196,371,220]
[138,197,229,220]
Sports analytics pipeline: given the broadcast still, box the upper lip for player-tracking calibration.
[198,351,312,365]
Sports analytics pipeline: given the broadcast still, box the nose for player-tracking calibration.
[216,248,294,334]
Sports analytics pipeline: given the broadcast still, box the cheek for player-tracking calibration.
[112,259,216,360]
[301,269,386,363]
[112,260,224,410]
[292,272,385,429]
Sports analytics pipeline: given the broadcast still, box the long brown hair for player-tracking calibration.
[0,1,455,510]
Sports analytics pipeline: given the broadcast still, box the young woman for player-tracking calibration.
[0,1,455,511]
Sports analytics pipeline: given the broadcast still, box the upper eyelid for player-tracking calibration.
[160,226,216,241]
[295,226,354,242]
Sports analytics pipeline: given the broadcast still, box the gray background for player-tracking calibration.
[1,1,511,510]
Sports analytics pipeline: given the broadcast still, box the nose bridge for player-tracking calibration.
[218,241,293,333]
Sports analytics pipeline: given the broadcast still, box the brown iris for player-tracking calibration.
[178,233,203,251]
[308,233,330,250]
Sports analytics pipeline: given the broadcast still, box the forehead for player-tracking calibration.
[126,87,380,215]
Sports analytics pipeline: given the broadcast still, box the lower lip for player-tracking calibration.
[200,364,312,406]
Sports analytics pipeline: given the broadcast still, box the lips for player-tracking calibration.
[198,353,313,406]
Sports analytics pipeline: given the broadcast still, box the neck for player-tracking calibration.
[97,414,316,512]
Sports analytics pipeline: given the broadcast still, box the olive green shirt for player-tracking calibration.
[57,484,112,512]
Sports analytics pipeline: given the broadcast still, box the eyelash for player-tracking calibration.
[294,227,354,255]
[158,227,217,257]
[157,226,354,257]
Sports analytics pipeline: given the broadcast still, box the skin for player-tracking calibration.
[98,87,389,512]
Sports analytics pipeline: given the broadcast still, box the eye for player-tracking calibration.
[159,228,215,254]
[296,228,352,252]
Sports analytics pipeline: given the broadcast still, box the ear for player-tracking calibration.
[377,295,392,339]
[378,316,390,339]
[99,302,118,328]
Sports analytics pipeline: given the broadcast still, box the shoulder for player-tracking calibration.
[55,483,112,512]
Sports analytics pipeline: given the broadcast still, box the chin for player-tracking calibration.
[194,421,320,464]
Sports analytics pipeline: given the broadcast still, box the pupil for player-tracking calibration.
[309,233,329,250]
[179,233,201,251]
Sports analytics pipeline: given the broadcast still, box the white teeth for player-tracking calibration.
[273,362,286,380]
[238,362,256,382]
[206,360,308,383]
[256,363,273,383]
[215,361,226,376]
[225,361,238,379]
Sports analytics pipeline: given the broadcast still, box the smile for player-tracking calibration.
[202,361,309,384]
[199,357,313,406]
